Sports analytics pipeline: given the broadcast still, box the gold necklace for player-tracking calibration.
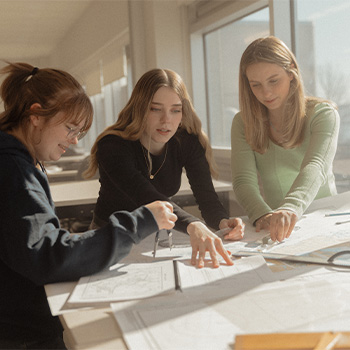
[142,144,168,180]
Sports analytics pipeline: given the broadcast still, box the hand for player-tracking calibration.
[255,210,297,242]
[219,218,245,241]
[269,210,297,242]
[145,201,177,230]
[255,213,273,232]
[187,221,233,268]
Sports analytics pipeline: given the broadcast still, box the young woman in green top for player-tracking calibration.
[231,36,339,242]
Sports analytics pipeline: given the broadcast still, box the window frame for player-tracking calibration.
[189,0,296,179]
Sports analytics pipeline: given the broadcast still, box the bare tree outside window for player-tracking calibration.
[318,63,350,105]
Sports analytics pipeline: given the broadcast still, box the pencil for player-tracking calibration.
[325,212,350,217]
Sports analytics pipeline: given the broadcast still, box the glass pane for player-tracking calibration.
[295,0,350,192]
[47,78,128,185]
[204,8,269,148]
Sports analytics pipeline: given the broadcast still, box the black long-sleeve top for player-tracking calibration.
[95,129,229,233]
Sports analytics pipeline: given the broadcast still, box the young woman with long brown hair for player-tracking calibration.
[85,68,245,269]
[231,36,339,242]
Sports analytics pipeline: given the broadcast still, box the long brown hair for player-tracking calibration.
[239,36,307,153]
[0,62,93,157]
[85,68,218,178]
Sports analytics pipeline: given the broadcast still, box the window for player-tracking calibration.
[193,0,350,192]
[295,0,350,192]
[203,8,269,148]
[84,77,128,153]
[46,77,128,183]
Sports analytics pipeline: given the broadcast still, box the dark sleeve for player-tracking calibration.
[96,136,202,233]
[97,136,173,212]
[0,166,158,285]
[183,134,229,230]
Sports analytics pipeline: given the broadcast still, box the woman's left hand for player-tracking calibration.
[187,221,233,268]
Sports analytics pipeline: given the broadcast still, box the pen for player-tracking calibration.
[335,219,350,225]
[325,212,350,217]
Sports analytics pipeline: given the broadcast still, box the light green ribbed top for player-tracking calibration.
[231,102,339,224]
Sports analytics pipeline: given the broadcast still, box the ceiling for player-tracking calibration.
[0,0,93,62]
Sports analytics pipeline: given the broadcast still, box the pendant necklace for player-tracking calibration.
[142,144,168,180]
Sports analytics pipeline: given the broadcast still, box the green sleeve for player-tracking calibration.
[231,112,273,224]
[279,103,339,216]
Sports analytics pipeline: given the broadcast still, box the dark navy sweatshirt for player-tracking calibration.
[0,131,158,340]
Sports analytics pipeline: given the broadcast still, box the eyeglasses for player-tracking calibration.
[66,125,87,140]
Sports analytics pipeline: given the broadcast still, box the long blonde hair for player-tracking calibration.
[85,68,218,178]
[239,36,307,153]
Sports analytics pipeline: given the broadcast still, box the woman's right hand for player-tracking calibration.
[255,210,297,242]
[187,221,233,268]
[145,201,177,230]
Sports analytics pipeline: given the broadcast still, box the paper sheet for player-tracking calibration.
[113,301,241,350]
[211,278,350,334]
[68,253,276,305]
[224,199,350,258]
[175,255,277,302]
[112,268,350,350]
[112,255,275,350]
[68,260,176,304]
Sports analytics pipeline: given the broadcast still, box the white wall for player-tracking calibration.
[46,0,192,92]
[128,0,191,88]
[49,0,129,72]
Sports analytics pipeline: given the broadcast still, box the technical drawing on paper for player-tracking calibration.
[68,261,175,303]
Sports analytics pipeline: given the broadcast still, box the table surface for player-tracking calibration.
[47,154,89,164]
[50,173,232,207]
[45,191,350,350]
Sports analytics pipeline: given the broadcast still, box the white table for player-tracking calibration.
[45,192,350,350]
[50,174,232,220]
[46,154,89,182]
